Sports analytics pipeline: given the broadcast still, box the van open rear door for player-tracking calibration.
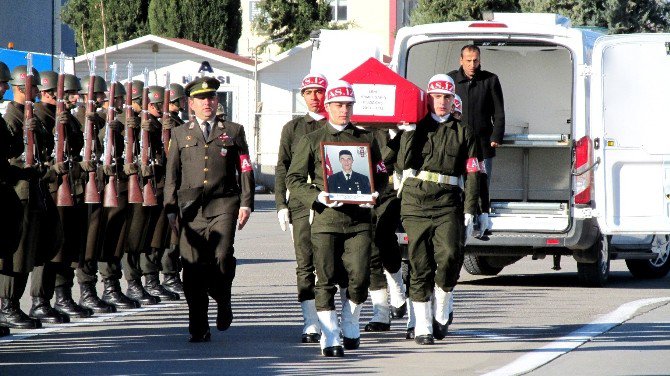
[591,34,670,235]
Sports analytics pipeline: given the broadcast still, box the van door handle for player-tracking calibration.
[571,157,601,176]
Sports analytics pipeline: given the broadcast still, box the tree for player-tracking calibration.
[605,0,670,33]
[148,0,242,52]
[410,0,519,25]
[253,0,337,51]
[62,0,149,55]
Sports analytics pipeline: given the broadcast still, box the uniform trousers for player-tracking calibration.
[290,207,315,302]
[312,230,371,311]
[402,208,464,302]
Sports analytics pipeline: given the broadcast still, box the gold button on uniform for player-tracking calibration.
[203,180,208,184]
[204,156,208,160]
[205,145,208,148]
[203,168,208,172]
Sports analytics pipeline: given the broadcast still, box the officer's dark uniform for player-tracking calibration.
[327,170,371,194]
[397,111,479,342]
[164,77,255,341]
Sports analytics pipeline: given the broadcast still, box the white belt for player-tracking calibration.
[415,171,459,185]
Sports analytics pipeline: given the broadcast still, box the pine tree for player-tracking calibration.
[410,0,519,25]
[253,0,335,51]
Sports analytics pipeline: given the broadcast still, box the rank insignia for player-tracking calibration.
[186,135,192,140]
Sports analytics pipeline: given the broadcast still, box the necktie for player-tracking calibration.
[203,121,210,140]
[346,173,350,181]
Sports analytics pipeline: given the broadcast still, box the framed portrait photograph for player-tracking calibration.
[320,141,375,204]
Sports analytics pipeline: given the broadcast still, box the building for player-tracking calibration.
[238,0,418,58]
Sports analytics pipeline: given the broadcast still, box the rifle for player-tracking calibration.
[23,53,36,167]
[102,62,119,207]
[55,52,74,207]
[161,72,171,154]
[83,56,101,204]
[125,62,143,204]
[140,68,157,206]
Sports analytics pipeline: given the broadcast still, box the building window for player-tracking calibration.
[249,0,261,22]
[328,0,348,22]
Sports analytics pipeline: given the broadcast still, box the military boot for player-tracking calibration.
[54,286,93,318]
[162,273,184,295]
[0,299,42,329]
[29,297,70,324]
[101,278,141,309]
[144,273,179,301]
[126,279,160,305]
[79,282,116,313]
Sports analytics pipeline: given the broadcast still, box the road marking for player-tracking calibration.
[453,330,519,341]
[483,297,670,376]
[0,303,181,344]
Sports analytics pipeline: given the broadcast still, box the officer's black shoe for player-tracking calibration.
[189,329,211,343]
[364,321,391,332]
[54,286,93,318]
[162,273,184,295]
[0,326,9,336]
[432,320,448,340]
[343,336,360,350]
[405,327,415,340]
[448,311,454,325]
[322,346,344,357]
[0,299,42,329]
[302,333,321,343]
[101,279,140,309]
[390,302,407,319]
[216,301,233,331]
[126,279,160,305]
[144,273,180,301]
[79,282,117,313]
[29,297,70,324]
[415,334,434,345]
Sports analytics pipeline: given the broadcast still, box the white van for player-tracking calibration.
[391,13,670,286]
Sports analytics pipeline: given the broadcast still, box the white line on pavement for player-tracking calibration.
[483,297,670,376]
[0,303,181,344]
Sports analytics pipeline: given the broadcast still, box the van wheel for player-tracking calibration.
[577,235,609,287]
[463,255,504,276]
[626,235,670,279]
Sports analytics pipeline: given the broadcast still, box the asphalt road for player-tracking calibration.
[0,194,668,375]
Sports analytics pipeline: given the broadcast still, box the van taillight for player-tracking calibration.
[468,22,508,28]
[573,136,592,205]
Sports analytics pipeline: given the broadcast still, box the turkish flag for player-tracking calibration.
[325,153,333,177]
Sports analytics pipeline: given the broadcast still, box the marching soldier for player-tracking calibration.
[0,61,22,335]
[29,71,92,322]
[286,80,387,357]
[0,65,53,329]
[396,74,479,345]
[164,76,255,342]
[123,85,179,302]
[275,73,328,343]
[76,77,137,311]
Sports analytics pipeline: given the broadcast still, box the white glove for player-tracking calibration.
[317,191,343,208]
[309,209,314,225]
[277,208,290,232]
[464,213,474,239]
[359,191,379,208]
[389,128,399,139]
[478,213,492,234]
[397,123,416,132]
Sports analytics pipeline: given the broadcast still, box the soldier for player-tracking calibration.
[0,61,22,335]
[0,65,52,329]
[164,76,255,342]
[123,85,179,302]
[396,74,479,345]
[76,76,138,311]
[168,83,186,125]
[286,80,387,357]
[275,73,328,343]
[29,71,92,322]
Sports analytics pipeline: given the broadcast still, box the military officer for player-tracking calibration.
[0,61,22,335]
[275,73,328,344]
[396,74,479,345]
[286,80,387,357]
[29,70,92,322]
[0,65,51,329]
[164,76,255,342]
[326,149,372,194]
[123,85,179,302]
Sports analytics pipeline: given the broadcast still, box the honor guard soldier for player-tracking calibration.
[0,61,22,335]
[275,73,328,344]
[396,74,479,345]
[30,71,92,322]
[168,83,186,125]
[164,76,255,342]
[0,66,54,329]
[286,80,387,357]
